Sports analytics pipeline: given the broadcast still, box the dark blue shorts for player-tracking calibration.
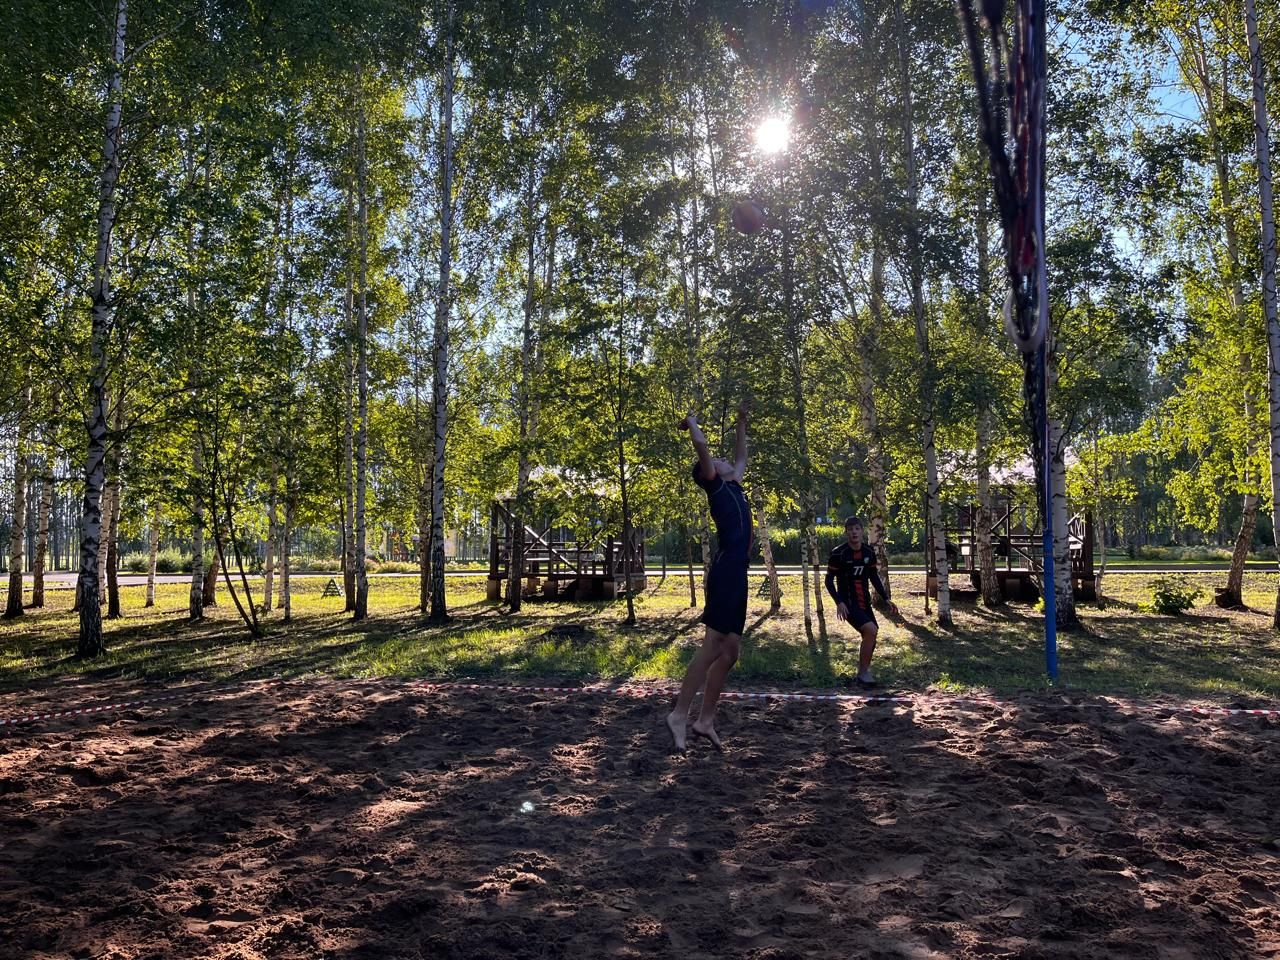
[701,552,749,636]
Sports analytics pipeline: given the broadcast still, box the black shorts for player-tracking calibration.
[701,552,749,636]
[844,601,877,631]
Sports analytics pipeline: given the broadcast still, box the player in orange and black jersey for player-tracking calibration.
[826,516,898,687]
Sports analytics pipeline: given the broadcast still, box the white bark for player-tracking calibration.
[282,484,293,622]
[806,520,826,637]
[1244,0,1280,628]
[509,158,539,613]
[343,195,356,609]
[263,482,275,613]
[353,81,370,621]
[865,240,891,592]
[1190,30,1262,610]
[976,407,1001,606]
[105,406,124,619]
[97,478,111,600]
[32,442,53,609]
[975,192,1001,607]
[428,4,456,621]
[77,0,127,657]
[899,10,949,625]
[186,130,204,621]
[757,502,781,611]
[799,533,814,649]
[145,505,159,607]
[4,392,29,618]
[1050,421,1073,624]
[189,441,205,619]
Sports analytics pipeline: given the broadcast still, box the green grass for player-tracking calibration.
[1,571,1278,704]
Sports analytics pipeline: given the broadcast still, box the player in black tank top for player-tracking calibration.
[665,401,752,753]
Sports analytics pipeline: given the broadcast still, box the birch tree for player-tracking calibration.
[1243,0,1280,628]
[77,0,127,658]
[428,1,456,623]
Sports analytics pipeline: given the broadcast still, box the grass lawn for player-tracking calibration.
[2,571,1278,703]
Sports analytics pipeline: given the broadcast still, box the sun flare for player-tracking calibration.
[754,115,791,154]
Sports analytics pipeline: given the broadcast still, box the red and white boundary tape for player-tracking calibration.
[1,678,1277,731]
[0,691,195,728]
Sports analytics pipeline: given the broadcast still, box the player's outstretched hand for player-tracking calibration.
[737,398,750,419]
[679,410,698,430]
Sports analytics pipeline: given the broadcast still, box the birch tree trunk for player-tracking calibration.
[353,82,370,621]
[203,530,220,606]
[1049,419,1075,626]
[4,392,29,618]
[974,191,1001,607]
[145,506,159,607]
[77,0,127,657]
[418,474,431,612]
[1243,0,1280,629]
[342,178,357,609]
[32,440,54,609]
[97,478,111,600]
[806,522,826,639]
[799,525,814,650]
[617,262,638,625]
[1223,350,1259,607]
[508,158,539,613]
[781,147,823,646]
[282,491,294,622]
[684,524,697,607]
[899,17,950,626]
[187,134,204,621]
[189,492,205,620]
[1190,35,1263,610]
[975,407,1002,606]
[106,404,124,616]
[757,502,781,612]
[428,4,456,623]
[864,241,891,592]
[263,482,276,613]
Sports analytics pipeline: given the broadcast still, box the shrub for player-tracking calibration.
[374,561,418,574]
[1135,545,1233,563]
[155,549,190,573]
[117,549,191,573]
[292,556,341,573]
[122,552,149,573]
[1149,578,1203,615]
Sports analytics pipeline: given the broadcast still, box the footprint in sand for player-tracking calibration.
[863,855,925,884]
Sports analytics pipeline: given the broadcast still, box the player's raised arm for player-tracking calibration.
[680,411,717,482]
[732,399,749,480]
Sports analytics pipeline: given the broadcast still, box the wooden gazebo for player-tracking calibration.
[486,500,646,602]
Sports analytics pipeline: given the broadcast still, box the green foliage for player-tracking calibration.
[1148,578,1204,615]
[120,549,193,574]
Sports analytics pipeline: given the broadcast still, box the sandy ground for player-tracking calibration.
[1,678,1279,960]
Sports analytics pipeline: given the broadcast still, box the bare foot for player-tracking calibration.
[690,721,723,752]
[665,711,687,752]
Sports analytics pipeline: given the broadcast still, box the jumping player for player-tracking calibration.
[826,516,897,687]
[666,401,752,752]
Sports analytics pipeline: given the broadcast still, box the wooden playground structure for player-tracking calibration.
[933,496,1096,602]
[486,500,647,601]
